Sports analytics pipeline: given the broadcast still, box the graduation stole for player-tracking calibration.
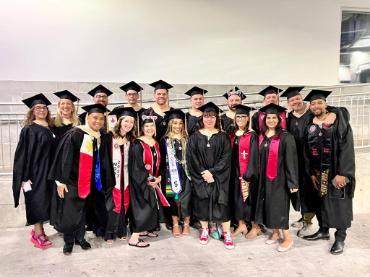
[238,132,253,202]
[258,111,287,131]
[140,140,170,207]
[259,134,280,181]
[78,134,97,198]
[165,138,182,197]
[111,138,130,214]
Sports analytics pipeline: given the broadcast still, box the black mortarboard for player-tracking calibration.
[258,86,283,97]
[54,90,80,102]
[120,81,143,93]
[109,106,137,119]
[234,104,254,115]
[164,109,186,122]
[199,102,222,114]
[280,86,304,99]
[22,93,51,108]
[259,103,287,114]
[184,86,208,97]
[303,90,331,102]
[149,80,173,90]
[87,84,113,97]
[82,104,108,114]
[222,86,246,100]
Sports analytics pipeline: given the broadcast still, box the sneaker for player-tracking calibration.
[210,223,221,240]
[223,232,235,250]
[31,233,52,249]
[199,228,209,245]
[297,223,313,238]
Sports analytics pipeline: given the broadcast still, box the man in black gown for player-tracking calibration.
[185,86,207,136]
[221,86,246,136]
[302,90,355,255]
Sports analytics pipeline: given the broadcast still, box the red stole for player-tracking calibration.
[77,134,94,199]
[140,140,170,207]
[259,134,280,181]
[238,133,252,178]
[258,111,287,131]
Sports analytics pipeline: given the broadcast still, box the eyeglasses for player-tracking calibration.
[34,106,47,111]
[95,94,108,99]
[236,115,248,119]
[203,115,216,119]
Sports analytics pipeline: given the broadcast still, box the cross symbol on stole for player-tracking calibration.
[241,150,248,159]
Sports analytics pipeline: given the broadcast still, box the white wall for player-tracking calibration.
[1,0,370,85]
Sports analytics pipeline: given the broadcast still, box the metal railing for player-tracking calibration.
[1,84,370,175]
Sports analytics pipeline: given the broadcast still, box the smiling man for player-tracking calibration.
[185,86,207,136]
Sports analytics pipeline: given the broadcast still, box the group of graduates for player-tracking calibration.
[12,80,355,256]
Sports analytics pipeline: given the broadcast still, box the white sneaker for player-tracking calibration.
[199,228,209,245]
[223,232,235,250]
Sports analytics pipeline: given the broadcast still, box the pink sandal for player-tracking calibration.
[30,231,52,249]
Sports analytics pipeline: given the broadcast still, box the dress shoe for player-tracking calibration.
[63,243,74,255]
[75,239,91,250]
[330,240,344,255]
[302,231,330,241]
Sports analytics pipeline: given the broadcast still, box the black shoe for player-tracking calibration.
[63,243,74,255]
[303,231,330,241]
[75,239,91,250]
[330,240,344,255]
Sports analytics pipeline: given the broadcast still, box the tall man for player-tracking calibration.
[221,86,246,136]
[251,85,285,134]
[141,79,174,141]
[185,86,207,136]
[302,90,355,255]
[49,104,108,255]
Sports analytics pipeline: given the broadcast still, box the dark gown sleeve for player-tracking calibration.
[208,133,232,177]
[12,126,36,207]
[251,112,259,133]
[100,133,114,193]
[283,132,299,189]
[159,138,168,190]
[303,125,315,178]
[242,132,259,183]
[128,141,151,202]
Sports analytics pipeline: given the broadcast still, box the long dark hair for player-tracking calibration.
[198,111,221,130]
[261,112,283,135]
[113,115,137,142]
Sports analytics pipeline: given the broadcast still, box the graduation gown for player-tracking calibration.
[304,107,355,229]
[100,132,130,239]
[186,112,201,136]
[187,131,232,222]
[159,137,191,218]
[48,127,104,233]
[128,139,162,232]
[255,131,299,229]
[12,123,55,225]
[230,131,259,222]
[141,107,173,141]
[221,114,235,136]
[287,109,319,213]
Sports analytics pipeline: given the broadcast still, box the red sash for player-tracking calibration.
[140,141,170,207]
[259,134,280,181]
[239,133,253,201]
[258,111,287,131]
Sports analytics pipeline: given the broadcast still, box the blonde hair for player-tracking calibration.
[23,106,52,126]
[53,100,80,127]
[164,118,188,139]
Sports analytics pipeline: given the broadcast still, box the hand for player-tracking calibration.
[148,176,161,188]
[290,188,299,193]
[201,170,213,183]
[334,175,347,188]
[311,175,319,190]
[324,112,336,125]
[57,184,68,198]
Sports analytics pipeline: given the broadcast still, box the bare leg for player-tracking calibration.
[182,216,191,235]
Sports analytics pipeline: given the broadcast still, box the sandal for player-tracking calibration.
[106,239,114,245]
[182,223,190,235]
[128,238,150,248]
[232,225,248,237]
[140,231,158,238]
[172,224,181,237]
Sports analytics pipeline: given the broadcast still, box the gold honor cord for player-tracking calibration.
[320,169,329,197]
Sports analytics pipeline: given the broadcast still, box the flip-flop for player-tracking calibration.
[128,239,150,248]
[140,232,158,238]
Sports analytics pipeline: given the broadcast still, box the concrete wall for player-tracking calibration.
[1,0,370,86]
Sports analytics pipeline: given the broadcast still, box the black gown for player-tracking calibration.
[141,107,173,141]
[221,114,235,136]
[100,132,130,239]
[48,127,104,233]
[186,113,201,136]
[287,110,319,213]
[187,131,232,222]
[230,132,259,222]
[13,123,55,225]
[128,139,162,232]
[159,137,191,218]
[304,108,355,229]
[255,131,299,229]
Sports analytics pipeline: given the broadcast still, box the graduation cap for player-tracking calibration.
[184,86,208,97]
[22,93,52,108]
[303,90,331,102]
[120,81,143,93]
[82,104,108,114]
[259,103,287,114]
[164,109,186,122]
[234,104,254,115]
[280,86,305,99]
[199,102,222,114]
[87,84,113,97]
[258,86,283,97]
[223,86,246,100]
[109,106,137,119]
[54,90,80,102]
[149,80,173,90]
